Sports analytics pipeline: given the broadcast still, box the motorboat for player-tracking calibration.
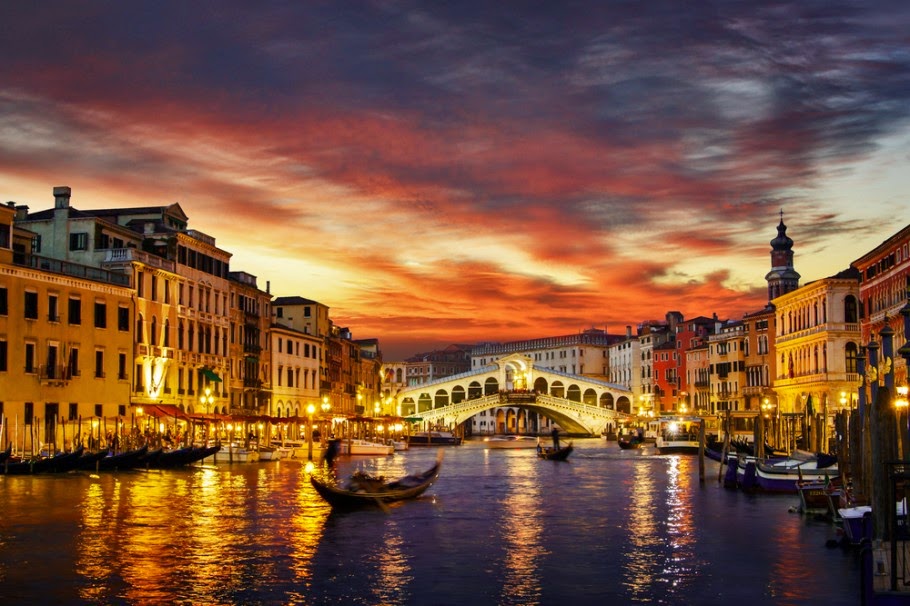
[655,417,701,454]
[339,438,394,456]
[737,451,838,493]
[407,431,463,446]
[483,435,540,449]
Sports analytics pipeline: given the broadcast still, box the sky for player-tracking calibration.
[1,2,909,361]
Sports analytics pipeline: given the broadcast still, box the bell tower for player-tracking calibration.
[765,210,800,301]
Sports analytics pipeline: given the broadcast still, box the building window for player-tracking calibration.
[24,402,33,425]
[118,353,127,380]
[68,347,79,378]
[24,343,35,373]
[69,232,88,251]
[69,297,81,325]
[48,294,59,322]
[94,404,102,417]
[68,402,78,421]
[95,350,104,378]
[118,306,129,331]
[24,291,38,320]
[0,223,10,248]
[0,339,6,371]
[94,301,107,328]
[0,286,7,315]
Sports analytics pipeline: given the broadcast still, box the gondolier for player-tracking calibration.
[551,427,560,449]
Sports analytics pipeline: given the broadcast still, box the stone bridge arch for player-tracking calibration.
[394,354,635,436]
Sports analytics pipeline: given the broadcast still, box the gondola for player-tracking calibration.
[310,451,443,510]
[617,436,644,450]
[148,444,221,469]
[537,442,573,461]
[0,445,85,475]
[76,444,150,471]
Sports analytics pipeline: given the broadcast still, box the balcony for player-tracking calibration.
[102,247,176,272]
[19,253,131,287]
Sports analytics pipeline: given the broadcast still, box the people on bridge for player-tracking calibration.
[551,427,560,449]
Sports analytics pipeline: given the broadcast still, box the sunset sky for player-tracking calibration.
[1,2,909,360]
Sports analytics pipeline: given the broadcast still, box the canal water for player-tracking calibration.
[1,439,860,605]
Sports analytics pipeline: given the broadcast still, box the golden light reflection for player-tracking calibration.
[369,520,413,604]
[498,455,545,604]
[289,466,332,588]
[76,479,120,602]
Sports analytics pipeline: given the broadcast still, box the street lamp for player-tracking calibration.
[895,385,909,458]
[374,401,381,417]
[200,386,215,414]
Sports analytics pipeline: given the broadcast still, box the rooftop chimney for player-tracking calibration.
[53,186,71,209]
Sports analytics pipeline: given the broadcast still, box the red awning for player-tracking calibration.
[144,404,190,420]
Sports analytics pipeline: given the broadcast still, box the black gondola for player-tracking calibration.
[77,445,150,471]
[1,446,86,475]
[537,442,573,461]
[617,436,645,450]
[310,451,443,509]
[147,444,220,469]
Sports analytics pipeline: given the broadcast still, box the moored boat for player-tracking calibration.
[407,431,462,446]
[796,477,841,517]
[655,417,701,454]
[340,438,394,456]
[1,446,86,475]
[310,451,443,509]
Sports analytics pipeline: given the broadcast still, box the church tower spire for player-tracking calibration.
[765,210,801,301]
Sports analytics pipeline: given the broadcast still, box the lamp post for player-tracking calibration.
[200,386,215,414]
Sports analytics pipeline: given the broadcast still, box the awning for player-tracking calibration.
[201,368,222,382]
[144,404,190,421]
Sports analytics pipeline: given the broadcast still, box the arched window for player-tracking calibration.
[845,342,859,374]
[136,314,144,344]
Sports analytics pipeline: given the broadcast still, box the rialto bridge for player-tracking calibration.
[393,354,635,436]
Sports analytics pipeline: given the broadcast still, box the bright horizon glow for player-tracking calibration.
[1,2,909,360]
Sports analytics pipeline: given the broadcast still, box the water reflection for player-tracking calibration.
[662,455,698,591]
[497,454,545,606]
[624,458,661,598]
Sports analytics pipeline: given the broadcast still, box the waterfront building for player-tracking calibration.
[0,202,134,451]
[851,223,910,385]
[708,319,746,414]
[771,267,862,449]
[269,323,321,418]
[227,271,272,416]
[352,336,383,417]
[607,326,641,403]
[652,340,677,413]
[672,315,717,412]
[685,341,711,415]
[471,328,620,379]
[19,187,235,417]
[742,305,777,413]
[637,316,676,415]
